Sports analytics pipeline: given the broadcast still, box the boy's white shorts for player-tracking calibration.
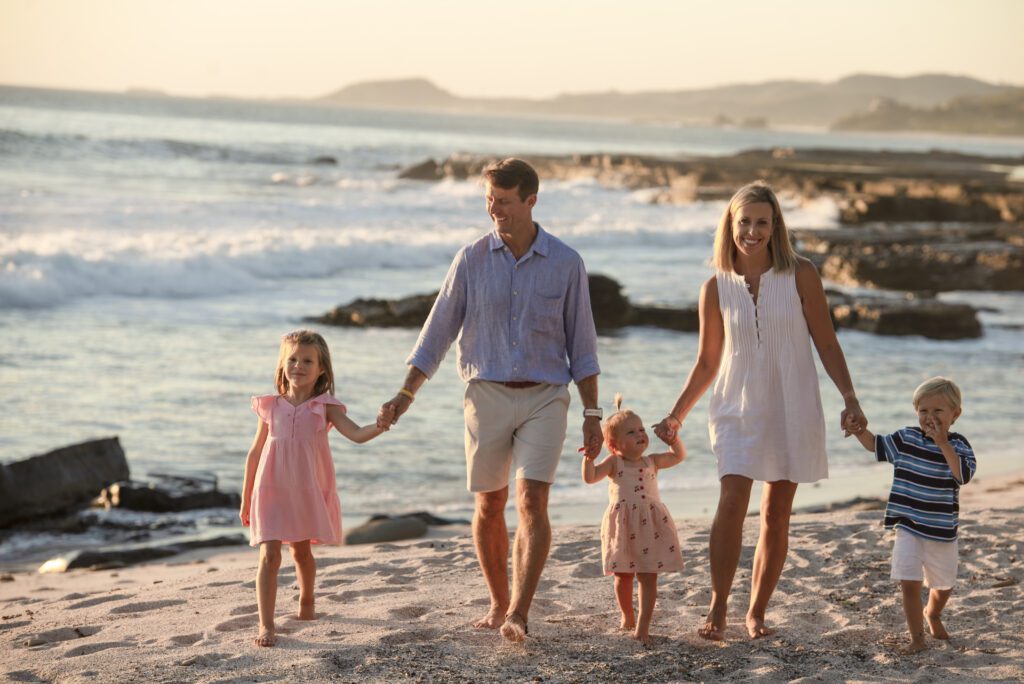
[890,527,958,590]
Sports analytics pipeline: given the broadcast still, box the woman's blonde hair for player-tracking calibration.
[275,329,335,397]
[712,180,797,273]
[912,376,962,410]
[602,393,639,454]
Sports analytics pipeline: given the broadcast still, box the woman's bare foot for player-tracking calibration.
[899,635,928,655]
[254,626,276,647]
[297,603,316,620]
[499,612,528,643]
[472,605,507,630]
[620,615,636,631]
[698,605,727,641]
[924,610,949,639]
[633,630,653,648]
[745,613,775,639]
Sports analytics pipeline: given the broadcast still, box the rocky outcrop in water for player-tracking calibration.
[99,472,241,513]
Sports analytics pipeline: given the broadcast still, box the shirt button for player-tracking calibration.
[513,291,518,296]
[512,316,517,321]
[512,341,518,346]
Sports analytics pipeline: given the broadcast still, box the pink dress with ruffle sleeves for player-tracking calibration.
[248,393,345,546]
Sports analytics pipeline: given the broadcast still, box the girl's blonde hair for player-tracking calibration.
[275,329,335,397]
[912,376,962,410]
[602,393,639,454]
[712,180,798,273]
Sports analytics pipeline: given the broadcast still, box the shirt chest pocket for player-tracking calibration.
[530,293,564,335]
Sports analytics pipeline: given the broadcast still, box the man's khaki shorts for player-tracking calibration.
[463,381,570,493]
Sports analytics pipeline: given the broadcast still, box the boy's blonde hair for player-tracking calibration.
[275,329,335,397]
[602,393,639,454]
[912,376,962,410]
[712,180,798,273]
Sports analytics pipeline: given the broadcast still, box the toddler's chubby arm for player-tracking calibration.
[240,418,269,526]
[326,404,387,443]
[650,435,686,470]
[923,418,965,484]
[582,452,616,484]
[852,425,876,453]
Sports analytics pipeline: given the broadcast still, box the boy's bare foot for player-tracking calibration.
[633,631,653,648]
[499,612,528,643]
[900,636,928,655]
[254,626,276,647]
[698,606,726,641]
[298,603,316,620]
[472,606,506,630]
[924,610,949,639]
[745,613,775,639]
[620,616,636,631]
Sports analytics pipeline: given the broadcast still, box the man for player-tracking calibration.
[378,158,602,642]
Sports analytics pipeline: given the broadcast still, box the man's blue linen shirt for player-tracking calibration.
[406,224,600,385]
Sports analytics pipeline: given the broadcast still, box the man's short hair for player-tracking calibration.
[482,158,539,201]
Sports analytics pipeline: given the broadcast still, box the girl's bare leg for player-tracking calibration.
[634,573,658,647]
[255,541,282,646]
[614,573,635,630]
[290,540,317,620]
[747,480,798,638]
[700,475,753,640]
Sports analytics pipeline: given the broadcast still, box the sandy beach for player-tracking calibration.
[2,470,1021,683]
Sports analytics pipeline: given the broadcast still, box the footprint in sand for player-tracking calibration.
[327,586,416,603]
[19,626,102,648]
[229,604,258,616]
[5,670,47,683]
[213,615,259,632]
[205,580,244,588]
[109,599,186,614]
[63,641,134,658]
[570,561,603,579]
[68,594,133,610]
[387,605,431,619]
[378,627,440,645]
[318,578,354,588]
[165,633,204,647]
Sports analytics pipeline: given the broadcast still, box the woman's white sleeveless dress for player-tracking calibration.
[708,268,828,483]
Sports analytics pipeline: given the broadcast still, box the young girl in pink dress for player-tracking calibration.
[582,395,686,647]
[240,329,385,647]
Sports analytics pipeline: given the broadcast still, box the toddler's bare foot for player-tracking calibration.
[745,613,775,639]
[298,603,316,620]
[698,605,726,641]
[620,615,636,631]
[254,626,276,647]
[633,630,653,648]
[900,635,928,655]
[472,605,507,630]
[499,612,528,643]
[924,610,949,639]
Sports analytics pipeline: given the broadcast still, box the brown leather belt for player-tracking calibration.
[499,381,542,389]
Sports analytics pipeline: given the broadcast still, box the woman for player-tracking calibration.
[654,181,866,640]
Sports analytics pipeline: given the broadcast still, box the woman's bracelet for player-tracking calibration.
[663,414,681,426]
[397,388,416,402]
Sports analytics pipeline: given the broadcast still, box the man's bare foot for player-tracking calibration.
[899,636,928,655]
[698,606,726,641]
[924,610,949,639]
[298,603,316,620]
[633,631,653,648]
[745,613,775,639]
[499,612,528,643]
[620,615,636,631]
[472,606,506,630]
[254,626,276,647]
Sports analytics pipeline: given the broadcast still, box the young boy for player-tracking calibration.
[851,377,976,654]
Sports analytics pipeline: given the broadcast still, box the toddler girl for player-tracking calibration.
[583,394,686,646]
[240,329,385,647]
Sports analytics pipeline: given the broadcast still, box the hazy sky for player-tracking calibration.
[2,0,1021,99]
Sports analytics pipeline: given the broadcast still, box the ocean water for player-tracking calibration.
[1,87,1022,562]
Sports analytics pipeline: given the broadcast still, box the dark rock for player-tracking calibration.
[587,274,631,329]
[398,158,442,180]
[344,516,428,545]
[100,472,240,513]
[368,511,470,527]
[629,305,700,332]
[0,438,129,528]
[311,156,337,165]
[39,533,248,572]
[309,294,437,328]
[827,291,981,339]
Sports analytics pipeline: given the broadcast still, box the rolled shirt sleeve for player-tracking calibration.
[563,257,600,383]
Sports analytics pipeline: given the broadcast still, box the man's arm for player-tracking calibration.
[378,365,429,428]
[576,373,602,459]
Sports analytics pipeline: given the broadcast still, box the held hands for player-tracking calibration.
[653,415,681,445]
[377,393,412,429]
[840,398,867,437]
[581,416,603,460]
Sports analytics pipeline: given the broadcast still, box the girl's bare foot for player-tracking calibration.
[633,630,653,648]
[298,603,316,620]
[254,626,276,647]
[472,605,507,630]
[620,615,636,631]
[698,605,726,641]
[924,610,949,639]
[745,613,775,639]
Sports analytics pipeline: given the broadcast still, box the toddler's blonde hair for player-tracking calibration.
[602,393,640,454]
[275,329,335,397]
[912,376,962,411]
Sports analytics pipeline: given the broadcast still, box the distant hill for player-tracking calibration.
[314,73,1017,131]
[833,88,1024,136]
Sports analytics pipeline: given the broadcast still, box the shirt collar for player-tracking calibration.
[488,222,549,257]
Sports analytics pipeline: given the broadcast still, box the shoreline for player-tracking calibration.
[2,471,1021,682]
